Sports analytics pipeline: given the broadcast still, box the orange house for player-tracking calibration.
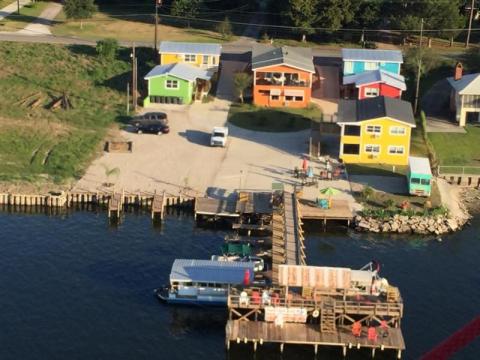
[252,45,315,108]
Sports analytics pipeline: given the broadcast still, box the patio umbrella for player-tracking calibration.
[319,187,341,196]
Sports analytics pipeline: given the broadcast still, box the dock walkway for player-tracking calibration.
[226,320,405,357]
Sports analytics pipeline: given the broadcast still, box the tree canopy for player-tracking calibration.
[64,0,97,20]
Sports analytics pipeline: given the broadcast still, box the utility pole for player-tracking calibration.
[466,0,475,48]
[17,0,20,15]
[131,44,137,112]
[414,18,424,115]
[126,82,130,114]
[154,0,162,54]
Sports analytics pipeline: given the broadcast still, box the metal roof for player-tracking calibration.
[338,96,415,126]
[408,157,432,176]
[343,69,406,90]
[144,63,211,82]
[341,48,403,63]
[447,73,480,95]
[251,44,315,73]
[169,259,255,284]
[159,41,222,56]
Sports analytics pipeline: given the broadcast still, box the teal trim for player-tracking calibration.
[345,61,401,76]
[407,172,432,196]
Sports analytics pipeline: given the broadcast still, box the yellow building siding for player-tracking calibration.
[339,117,414,166]
[160,53,220,68]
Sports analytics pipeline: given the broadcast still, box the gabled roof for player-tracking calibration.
[447,73,480,95]
[159,41,222,56]
[409,157,432,176]
[343,69,406,90]
[144,63,211,82]
[342,48,403,63]
[169,259,255,284]
[338,96,415,126]
[252,44,315,73]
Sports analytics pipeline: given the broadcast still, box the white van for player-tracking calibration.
[210,126,228,147]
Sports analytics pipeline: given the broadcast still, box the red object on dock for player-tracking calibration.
[251,291,260,305]
[243,269,250,286]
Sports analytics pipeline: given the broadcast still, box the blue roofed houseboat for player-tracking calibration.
[155,259,255,306]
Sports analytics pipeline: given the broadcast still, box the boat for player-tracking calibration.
[210,254,265,272]
[155,259,256,306]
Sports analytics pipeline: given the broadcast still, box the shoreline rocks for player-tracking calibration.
[354,213,470,235]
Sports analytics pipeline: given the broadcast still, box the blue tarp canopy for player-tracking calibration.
[169,259,255,284]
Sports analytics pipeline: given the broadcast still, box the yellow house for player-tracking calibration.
[337,96,415,166]
[159,41,221,72]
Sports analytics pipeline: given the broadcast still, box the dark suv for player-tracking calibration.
[130,112,170,135]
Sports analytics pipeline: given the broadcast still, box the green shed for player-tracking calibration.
[143,63,211,107]
[407,157,432,196]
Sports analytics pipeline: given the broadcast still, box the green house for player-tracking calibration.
[407,157,432,197]
[143,63,211,107]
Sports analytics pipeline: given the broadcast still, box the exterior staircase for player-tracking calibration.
[320,298,336,333]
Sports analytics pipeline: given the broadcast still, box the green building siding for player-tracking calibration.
[144,74,193,106]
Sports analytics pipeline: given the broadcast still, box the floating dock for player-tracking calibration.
[298,198,354,225]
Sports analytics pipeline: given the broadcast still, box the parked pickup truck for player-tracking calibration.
[210,126,228,147]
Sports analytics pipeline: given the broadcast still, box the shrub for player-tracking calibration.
[96,39,119,60]
[361,185,374,201]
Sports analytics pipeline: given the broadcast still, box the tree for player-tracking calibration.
[233,72,252,103]
[288,0,320,42]
[101,164,120,187]
[170,0,203,27]
[317,0,356,31]
[64,0,97,29]
[465,47,480,72]
[96,39,119,60]
[217,17,233,40]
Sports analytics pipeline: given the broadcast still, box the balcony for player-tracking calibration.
[255,72,310,87]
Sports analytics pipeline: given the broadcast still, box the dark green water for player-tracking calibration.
[0,209,478,360]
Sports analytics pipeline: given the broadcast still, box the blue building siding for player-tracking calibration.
[344,61,401,76]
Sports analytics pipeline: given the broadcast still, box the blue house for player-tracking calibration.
[341,49,403,76]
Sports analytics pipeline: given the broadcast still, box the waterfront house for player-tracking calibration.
[342,69,406,100]
[341,49,403,76]
[251,44,315,108]
[143,63,211,106]
[337,96,415,166]
[447,63,480,126]
[159,41,221,72]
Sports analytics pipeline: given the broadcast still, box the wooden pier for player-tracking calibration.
[108,192,124,218]
[226,321,405,358]
[151,191,166,220]
[298,198,354,225]
[272,192,305,284]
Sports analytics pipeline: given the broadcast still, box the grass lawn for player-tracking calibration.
[429,125,480,173]
[0,42,146,183]
[0,0,14,9]
[52,11,234,43]
[346,164,408,177]
[228,103,322,132]
[0,1,51,32]
[354,181,442,212]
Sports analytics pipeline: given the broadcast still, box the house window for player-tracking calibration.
[184,54,196,62]
[365,144,380,154]
[388,146,405,154]
[343,144,360,155]
[390,126,406,135]
[344,61,354,74]
[285,96,294,101]
[166,80,179,89]
[365,62,379,70]
[366,125,382,134]
[212,56,216,65]
[364,87,379,97]
[271,95,280,100]
[294,96,303,101]
[202,55,209,65]
[344,125,361,136]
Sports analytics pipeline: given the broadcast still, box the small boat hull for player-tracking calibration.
[155,287,227,307]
